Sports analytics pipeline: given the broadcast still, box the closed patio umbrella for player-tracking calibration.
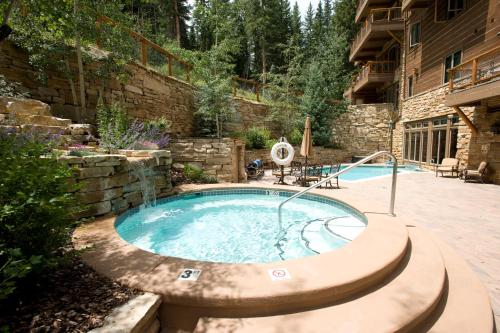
[300,116,313,186]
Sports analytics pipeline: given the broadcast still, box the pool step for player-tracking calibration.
[194,228,447,333]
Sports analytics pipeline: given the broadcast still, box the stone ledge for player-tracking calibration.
[89,292,161,333]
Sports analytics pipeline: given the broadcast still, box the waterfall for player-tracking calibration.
[129,159,157,208]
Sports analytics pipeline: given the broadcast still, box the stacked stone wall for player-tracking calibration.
[0,41,196,137]
[169,138,245,182]
[331,103,393,156]
[59,150,172,218]
[0,41,277,139]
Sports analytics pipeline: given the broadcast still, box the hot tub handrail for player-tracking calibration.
[278,151,398,232]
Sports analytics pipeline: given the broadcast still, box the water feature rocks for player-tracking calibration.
[60,150,173,219]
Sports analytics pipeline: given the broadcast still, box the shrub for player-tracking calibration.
[288,128,303,146]
[183,165,218,184]
[96,101,170,150]
[265,138,278,150]
[0,130,76,302]
[246,127,272,149]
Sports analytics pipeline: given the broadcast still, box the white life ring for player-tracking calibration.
[271,142,295,166]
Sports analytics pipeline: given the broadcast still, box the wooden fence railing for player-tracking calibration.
[448,45,500,92]
[96,15,191,82]
[350,7,403,56]
[232,77,267,102]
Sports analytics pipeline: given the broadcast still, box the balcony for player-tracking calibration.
[350,7,404,62]
[352,61,396,93]
[402,0,431,12]
[445,46,500,107]
[356,0,397,23]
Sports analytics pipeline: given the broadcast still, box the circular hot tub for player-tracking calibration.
[115,188,367,263]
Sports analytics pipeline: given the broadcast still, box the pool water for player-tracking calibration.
[115,189,367,264]
[322,164,419,181]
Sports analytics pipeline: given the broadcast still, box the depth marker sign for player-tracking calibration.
[268,268,291,281]
[177,268,202,281]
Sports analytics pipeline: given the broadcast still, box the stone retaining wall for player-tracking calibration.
[59,150,172,219]
[0,41,196,138]
[331,103,394,156]
[169,138,245,183]
[0,41,278,139]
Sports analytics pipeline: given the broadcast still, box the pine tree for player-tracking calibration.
[290,1,302,47]
[323,0,332,29]
[312,0,324,47]
[303,3,314,54]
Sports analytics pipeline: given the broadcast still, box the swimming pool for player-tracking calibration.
[323,164,419,181]
[115,189,367,264]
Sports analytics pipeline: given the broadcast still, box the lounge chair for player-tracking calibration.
[463,161,488,183]
[435,158,459,177]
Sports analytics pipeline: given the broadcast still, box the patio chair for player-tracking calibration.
[320,163,341,189]
[435,158,459,177]
[303,164,323,185]
[291,161,303,184]
[463,161,488,183]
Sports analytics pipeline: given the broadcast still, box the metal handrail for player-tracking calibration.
[277,151,398,233]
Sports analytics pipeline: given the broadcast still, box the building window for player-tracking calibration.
[409,22,421,47]
[403,117,459,165]
[444,50,462,83]
[448,0,464,19]
[408,76,414,97]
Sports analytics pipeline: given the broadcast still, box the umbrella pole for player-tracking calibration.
[302,156,308,187]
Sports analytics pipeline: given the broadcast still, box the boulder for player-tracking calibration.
[0,96,51,116]
[172,163,185,171]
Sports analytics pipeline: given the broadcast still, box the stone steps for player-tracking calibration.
[193,227,492,333]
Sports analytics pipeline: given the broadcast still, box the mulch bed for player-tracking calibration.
[1,254,140,333]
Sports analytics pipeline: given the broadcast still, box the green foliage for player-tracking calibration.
[0,75,30,99]
[288,128,303,146]
[0,130,76,302]
[265,138,278,150]
[245,127,272,150]
[193,43,236,138]
[7,0,136,89]
[96,101,130,150]
[183,164,218,184]
[96,101,170,150]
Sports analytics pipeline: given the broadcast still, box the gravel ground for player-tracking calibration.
[0,254,140,333]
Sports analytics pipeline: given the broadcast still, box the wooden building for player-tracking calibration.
[346,0,500,184]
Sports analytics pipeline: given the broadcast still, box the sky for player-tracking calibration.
[186,0,321,20]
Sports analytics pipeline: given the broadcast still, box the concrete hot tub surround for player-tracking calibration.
[73,183,494,333]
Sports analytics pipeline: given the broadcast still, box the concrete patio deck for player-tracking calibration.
[251,168,500,328]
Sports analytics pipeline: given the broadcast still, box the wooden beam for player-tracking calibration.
[452,106,478,135]
[387,30,402,44]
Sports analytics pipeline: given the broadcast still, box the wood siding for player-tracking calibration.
[404,0,500,96]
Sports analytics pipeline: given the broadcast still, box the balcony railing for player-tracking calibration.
[350,7,403,58]
[355,61,396,83]
[448,46,500,92]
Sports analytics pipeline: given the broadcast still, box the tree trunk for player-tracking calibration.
[64,57,79,111]
[74,0,86,123]
[173,0,181,46]
[2,0,16,25]
[261,41,267,84]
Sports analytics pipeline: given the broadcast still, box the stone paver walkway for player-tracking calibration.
[251,169,500,328]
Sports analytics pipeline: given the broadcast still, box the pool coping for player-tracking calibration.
[73,183,409,316]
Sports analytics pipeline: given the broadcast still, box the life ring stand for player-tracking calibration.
[271,142,295,166]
